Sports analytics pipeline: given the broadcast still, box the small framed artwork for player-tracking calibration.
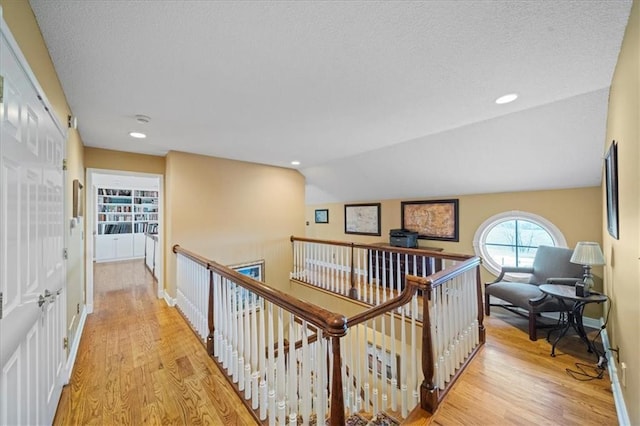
[605,141,619,239]
[231,260,265,312]
[401,199,459,242]
[231,260,265,282]
[344,203,381,236]
[72,179,84,218]
[315,209,329,224]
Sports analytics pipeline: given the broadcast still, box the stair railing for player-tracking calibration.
[290,236,472,315]
[173,245,347,425]
[173,241,484,424]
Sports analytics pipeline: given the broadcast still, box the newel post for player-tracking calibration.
[206,268,215,355]
[420,282,439,413]
[329,336,345,425]
[348,243,358,299]
[327,314,347,425]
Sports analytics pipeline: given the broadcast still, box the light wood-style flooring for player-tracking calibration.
[55,260,617,425]
[53,260,256,425]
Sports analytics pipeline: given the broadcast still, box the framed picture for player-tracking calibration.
[366,342,400,387]
[72,179,84,218]
[605,141,619,239]
[344,203,381,236]
[231,259,264,282]
[315,209,329,224]
[401,199,459,242]
[231,260,265,311]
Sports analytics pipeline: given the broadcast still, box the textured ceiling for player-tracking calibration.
[29,0,632,204]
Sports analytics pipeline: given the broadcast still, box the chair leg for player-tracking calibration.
[484,290,491,316]
[528,311,538,341]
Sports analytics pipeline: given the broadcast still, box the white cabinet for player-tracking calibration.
[95,234,134,262]
[133,233,146,258]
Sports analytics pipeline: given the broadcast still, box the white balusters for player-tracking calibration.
[411,294,419,406]
[426,268,481,393]
[175,253,209,343]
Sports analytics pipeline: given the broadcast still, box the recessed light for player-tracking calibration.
[291,160,300,166]
[495,93,518,104]
[129,132,147,139]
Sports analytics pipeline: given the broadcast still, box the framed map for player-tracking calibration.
[401,199,459,241]
[344,203,381,236]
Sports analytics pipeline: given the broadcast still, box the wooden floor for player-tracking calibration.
[417,311,617,425]
[53,259,256,425]
[55,260,617,425]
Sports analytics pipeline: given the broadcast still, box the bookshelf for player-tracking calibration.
[95,187,159,262]
[133,190,159,233]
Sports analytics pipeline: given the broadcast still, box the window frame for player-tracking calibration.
[473,210,567,277]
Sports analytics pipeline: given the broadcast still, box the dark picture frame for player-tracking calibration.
[314,209,329,224]
[605,141,619,239]
[401,199,459,242]
[344,203,381,236]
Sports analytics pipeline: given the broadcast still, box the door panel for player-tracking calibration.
[1,157,20,318]
[0,18,66,425]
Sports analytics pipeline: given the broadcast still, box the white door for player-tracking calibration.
[0,18,66,426]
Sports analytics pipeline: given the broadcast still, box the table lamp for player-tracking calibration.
[570,242,605,296]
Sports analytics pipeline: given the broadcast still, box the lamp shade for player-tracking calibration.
[570,242,606,266]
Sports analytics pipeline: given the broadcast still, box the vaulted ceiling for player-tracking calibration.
[29,0,632,204]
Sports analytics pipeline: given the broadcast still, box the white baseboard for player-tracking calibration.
[164,292,176,307]
[65,305,88,382]
[601,323,630,425]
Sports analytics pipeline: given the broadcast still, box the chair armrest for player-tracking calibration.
[486,266,535,284]
[546,278,581,286]
[529,293,549,307]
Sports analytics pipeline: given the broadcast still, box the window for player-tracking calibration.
[473,211,567,276]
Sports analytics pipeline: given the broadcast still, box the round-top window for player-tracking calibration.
[473,211,567,276]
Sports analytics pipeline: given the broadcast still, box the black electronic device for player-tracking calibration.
[389,229,418,248]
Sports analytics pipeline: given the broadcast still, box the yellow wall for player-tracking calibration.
[307,186,602,281]
[165,151,305,297]
[84,147,165,175]
[307,187,604,318]
[1,0,86,349]
[604,1,640,423]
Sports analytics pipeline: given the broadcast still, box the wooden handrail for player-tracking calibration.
[173,244,347,338]
[172,244,209,267]
[345,275,427,328]
[424,256,482,291]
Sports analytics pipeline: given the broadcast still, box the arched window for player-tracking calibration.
[473,211,567,276]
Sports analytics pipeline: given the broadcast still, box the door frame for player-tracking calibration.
[85,168,164,313]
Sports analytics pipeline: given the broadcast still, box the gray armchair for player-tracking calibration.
[484,245,583,340]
